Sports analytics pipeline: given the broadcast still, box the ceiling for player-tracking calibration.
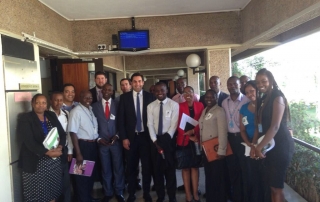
[39,0,250,20]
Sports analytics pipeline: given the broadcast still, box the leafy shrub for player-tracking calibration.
[286,101,320,202]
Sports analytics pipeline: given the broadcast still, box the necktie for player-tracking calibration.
[105,101,109,119]
[158,102,163,135]
[136,93,142,132]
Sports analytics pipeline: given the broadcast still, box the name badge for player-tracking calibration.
[205,113,212,120]
[242,116,249,126]
[258,124,263,133]
[110,114,115,120]
[165,110,172,118]
[229,120,234,128]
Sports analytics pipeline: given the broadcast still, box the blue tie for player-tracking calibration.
[136,92,142,132]
[158,102,163,135]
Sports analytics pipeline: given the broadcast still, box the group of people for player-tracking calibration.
[18,68,294,202]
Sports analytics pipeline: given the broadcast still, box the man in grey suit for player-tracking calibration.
[92,83,125,202]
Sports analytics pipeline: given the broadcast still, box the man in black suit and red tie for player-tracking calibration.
[200,76,229,107]
[118,72,154,202]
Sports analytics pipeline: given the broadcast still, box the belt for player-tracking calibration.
[79,138,96,142]
[228,132,241,137]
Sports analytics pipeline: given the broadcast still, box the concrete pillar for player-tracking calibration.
[187,67,200,95]
[206,49,231,92]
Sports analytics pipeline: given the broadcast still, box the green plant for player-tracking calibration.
[286,101,320,202]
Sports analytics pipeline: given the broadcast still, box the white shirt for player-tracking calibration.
[133,90,144,132]
[67,104,99,140]
[96,86,102,101]
[147,98,179,142]
[49,107,73,154]
[102,97,111,112]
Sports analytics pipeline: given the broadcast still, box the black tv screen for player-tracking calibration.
[118,30,149,51]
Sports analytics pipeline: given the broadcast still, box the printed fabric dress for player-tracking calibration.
[259,89,294,188]
[22,120,62,202]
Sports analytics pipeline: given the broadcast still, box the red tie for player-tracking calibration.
[105,101,110,119]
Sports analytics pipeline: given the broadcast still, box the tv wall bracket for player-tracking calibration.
[131,17,135,30]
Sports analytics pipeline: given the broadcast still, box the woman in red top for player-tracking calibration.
[177,86,204,202]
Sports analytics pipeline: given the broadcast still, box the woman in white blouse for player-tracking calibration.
[199,89,228,202]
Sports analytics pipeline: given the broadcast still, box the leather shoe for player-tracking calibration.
[126,194,136,202]
[116,195,125,202]
[156,198,164,202]
[198,189,201,195]
[136,181,142,190]
[144,194,152,202]
[91,197,102,202]
[151,184,156,191]
[169,198,177,202]
[102,195,113,202]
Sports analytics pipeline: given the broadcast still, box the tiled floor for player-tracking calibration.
[92,167,307,202]
[93,168,206,202]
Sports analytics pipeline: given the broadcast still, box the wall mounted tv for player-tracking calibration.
[118,30,150,51]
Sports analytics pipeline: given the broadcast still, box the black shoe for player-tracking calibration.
[203,193,206,198]
[91,198,102,202]
[144,194,152,202]
[136,182,142,190]
[169,198,177,202]
[116,195,125,202]
[177,184,185,191]
[126,194,136,202]
[198,189,202,196]
[102,195,113,202]
[151,184,156,191]
[156,198,164,202]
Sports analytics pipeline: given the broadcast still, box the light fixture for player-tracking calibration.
[155,79,160,82]
[177,69,185,77]
[144,77,147,81]
[186,54,205,74]
[174,75,179,80]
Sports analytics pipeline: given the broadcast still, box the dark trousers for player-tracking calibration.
[73,140,99,202]
[226,133,244,202]
[204,158,227,202]
[151,135,176,200]
[58,147,71,202]
[125,133,152,199]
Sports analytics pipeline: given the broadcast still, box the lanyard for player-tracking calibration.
[40,114,48,136]
[79,104,96,130]
[227,99,241,120]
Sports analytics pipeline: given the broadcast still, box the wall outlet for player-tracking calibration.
[98,44,107,50]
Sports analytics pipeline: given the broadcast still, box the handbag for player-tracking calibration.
[175,136,203,169]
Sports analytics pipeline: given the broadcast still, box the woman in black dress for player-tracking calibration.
[253,68,294,202]
[18,94,66,202]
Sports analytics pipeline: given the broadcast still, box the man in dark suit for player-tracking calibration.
[92,84,125,202]
[90,71,108,104]
[118,72,154,202]
[200,76,229,107]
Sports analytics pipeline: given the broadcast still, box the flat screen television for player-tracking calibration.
[118,30,150,51]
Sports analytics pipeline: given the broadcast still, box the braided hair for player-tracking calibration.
[255,68,290,124]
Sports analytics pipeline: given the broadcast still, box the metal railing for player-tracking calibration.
[293,137,320,153]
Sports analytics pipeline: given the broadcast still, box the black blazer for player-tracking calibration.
[89,87,98,104]
[118,90,154,142]
[200,91,229,107]
[18,111,66,173]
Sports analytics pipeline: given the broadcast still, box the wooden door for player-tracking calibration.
[62,63,89,102]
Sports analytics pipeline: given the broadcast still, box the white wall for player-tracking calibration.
[0,35,13,201]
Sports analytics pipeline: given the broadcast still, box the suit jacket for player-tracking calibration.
[18,110,66,173]
[118,90,154,142]
[92,99,118,141]
[200,91,229,107]
[89,87,98,104]
[177,101,204,146]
